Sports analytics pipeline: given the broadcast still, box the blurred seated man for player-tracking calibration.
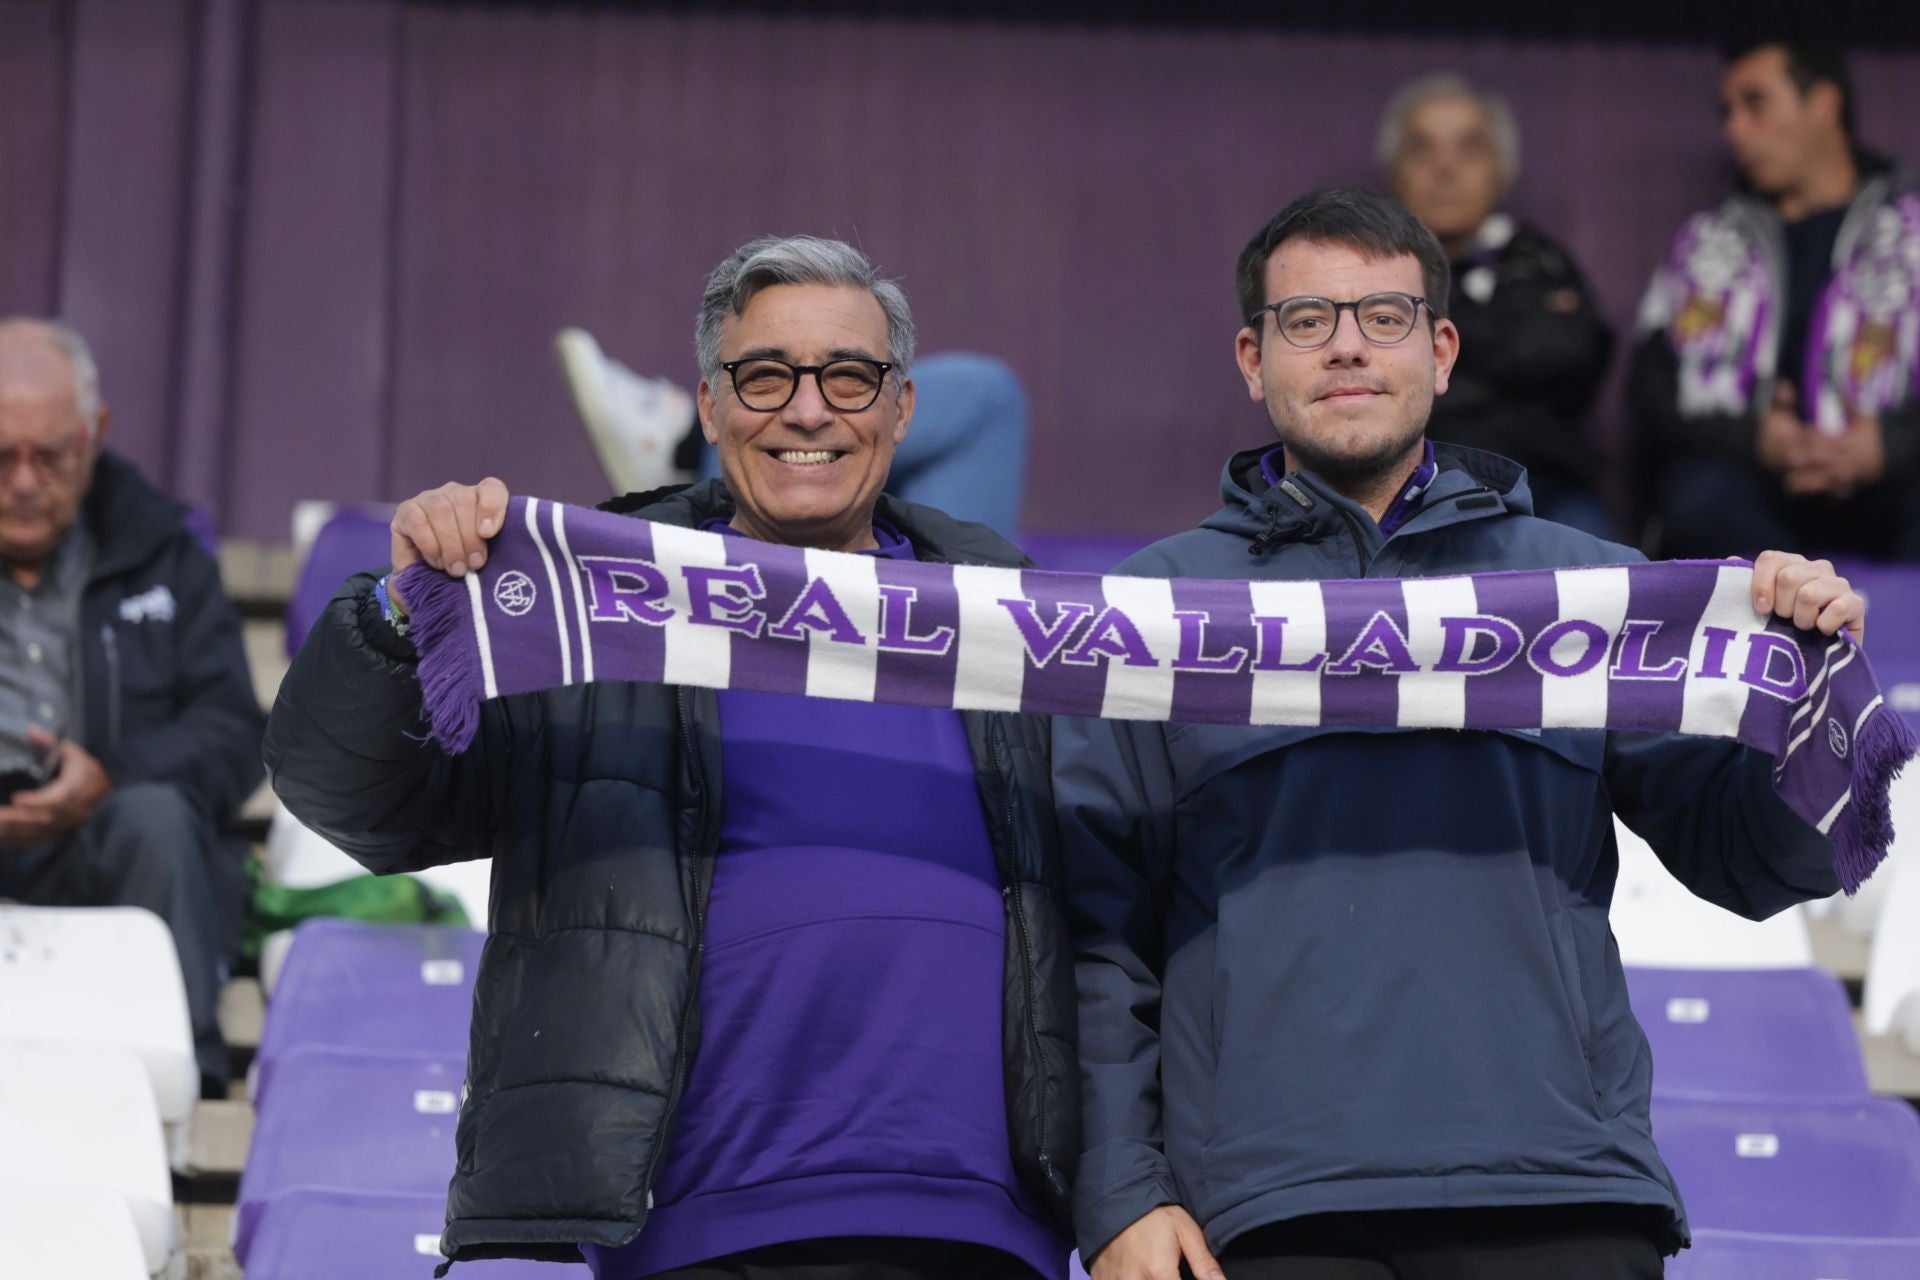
[1632,39,1920,560]
[0,318,265,1093]
[1380,73,1616,537]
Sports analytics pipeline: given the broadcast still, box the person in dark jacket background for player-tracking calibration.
[0,317,265,1093]
[1057,191,1863,1280]
[1380,73,1616,539]
[264,237,1077,1278]
[1630,40,1920,560]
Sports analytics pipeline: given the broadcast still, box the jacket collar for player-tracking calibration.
[79,451,188,581]
[1204,438,1533,556]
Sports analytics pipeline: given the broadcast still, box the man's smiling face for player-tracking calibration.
[699,283,914,553]
[1234,238,1457,486]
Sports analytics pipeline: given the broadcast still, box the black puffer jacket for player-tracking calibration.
[263,481,1079,1265]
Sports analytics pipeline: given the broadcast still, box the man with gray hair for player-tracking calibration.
[265,236,1076,1277]
[0,317,265,1093]
[1379,73,1616,536]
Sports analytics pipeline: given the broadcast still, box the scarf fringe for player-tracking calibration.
[1832,704,1919,894]
[397,562,486,755]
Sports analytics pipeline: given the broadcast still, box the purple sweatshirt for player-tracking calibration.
[581,521,1065,1280]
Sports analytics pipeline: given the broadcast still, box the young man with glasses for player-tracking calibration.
[266,236,1075,1279]
[1054,189,1862,1280]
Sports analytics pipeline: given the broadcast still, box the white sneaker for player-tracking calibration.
[555,328,696,495]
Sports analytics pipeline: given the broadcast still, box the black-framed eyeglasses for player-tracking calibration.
[1247,292,1431,349]
[720,357,894,412]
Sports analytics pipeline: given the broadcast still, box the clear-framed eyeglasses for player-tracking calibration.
[1247,292,1431,350]
[720,357,894,413]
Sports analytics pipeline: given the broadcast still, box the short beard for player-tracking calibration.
[1271,391,1432,490]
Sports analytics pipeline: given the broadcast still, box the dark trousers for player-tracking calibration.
[1216,1205,1667,1280]
[1655,458,1920,561]
[0,783,242,1088]
[643,1237,1041,1280]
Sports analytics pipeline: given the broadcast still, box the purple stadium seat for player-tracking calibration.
[234,1047,467,1265]
[1836,559,1920,729]
[1625,966,1869,1100]
[1653,1095,1920,1239]
[1017,531,1156,575]
[246,1189,569,1278]
[252,919,484,1109]
[286,506,393,659]
[1670,1228,1920,1280]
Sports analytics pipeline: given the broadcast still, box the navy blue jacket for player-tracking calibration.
[1054,442,1840,1261]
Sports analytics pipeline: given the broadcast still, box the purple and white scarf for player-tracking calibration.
[398,497,1915,893]
[1643,189,1920,432]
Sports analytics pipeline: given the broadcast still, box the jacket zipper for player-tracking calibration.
[640,688,712,1213]
[1334,505,1373,576]
[988,719,1064,1198]
[100,623,122,751]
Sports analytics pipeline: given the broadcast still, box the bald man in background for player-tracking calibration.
[0,318,264,1094]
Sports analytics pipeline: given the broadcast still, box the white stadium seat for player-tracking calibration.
[0,905,197,1150]
[1864,839,1920,1050]
[0,1178,149,1280]
[1609,819,1814,968]
[0,1043,175,1273]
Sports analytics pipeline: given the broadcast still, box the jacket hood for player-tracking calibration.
[1200,438,1536,548]
[81,450,190,578]
[600,478,1033,570]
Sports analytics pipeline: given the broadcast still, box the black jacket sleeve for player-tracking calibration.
[1627,329,1758,468]
[102,533,266,822]
[263,573,525,875]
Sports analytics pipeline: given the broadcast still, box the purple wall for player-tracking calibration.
[3,1,1918,539]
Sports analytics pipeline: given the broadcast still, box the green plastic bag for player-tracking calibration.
[245,871,471,962]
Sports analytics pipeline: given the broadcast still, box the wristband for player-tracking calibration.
[374,574,411,638]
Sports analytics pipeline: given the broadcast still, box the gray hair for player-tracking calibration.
[0,316,104,431]
[1376,73,1521,183]
[695,236,915,389]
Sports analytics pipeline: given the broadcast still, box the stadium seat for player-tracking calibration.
[0,905,198,1148]
[284,503,394,660]
[1838,559,1920,732]
[1609,819,1814,968]
[0,1043,175,1273]
[234,1046,467,1265]
[259,806,493,996]
[252,919,483,1107]
[0,1178,150,1280]
[246,1188,572,1277]
[1669,1228,1920,1279]
[1652,1094,1920,1239]
[1625,966,1869,1100]
[1864,838,1920,1053]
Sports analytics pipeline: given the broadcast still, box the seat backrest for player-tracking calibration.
[0,1043,175,1272]
[1610,819,1814,968]
[285,506,394,660]
[1671,1228,1920,1279]
[253,919,483,1107]
[0,1178,150,1280]
[0,904,197,1124]
[245,1188,572,1278]
[1625,965,1869,1100]
[1653,1094,1920,1238]
[235,1046,468,1265]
